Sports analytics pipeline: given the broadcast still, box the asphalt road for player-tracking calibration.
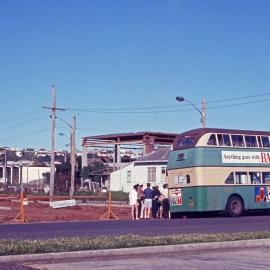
[1,214,270,239]
[26,247,270,270]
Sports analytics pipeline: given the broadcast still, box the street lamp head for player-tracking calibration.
[175,96,185,102]
[58,133,65,136]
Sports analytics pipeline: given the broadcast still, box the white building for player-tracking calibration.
[110,147,170,193]
[0,162,50,185]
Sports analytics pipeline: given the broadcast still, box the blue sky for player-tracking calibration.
[1,0,270,150]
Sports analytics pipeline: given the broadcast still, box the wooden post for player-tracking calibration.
[14,189,29,222]
[99,191,118,220]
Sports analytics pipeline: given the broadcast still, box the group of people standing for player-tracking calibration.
[129,182,170,220]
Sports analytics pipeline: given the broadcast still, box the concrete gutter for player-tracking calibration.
[0,239,270,263]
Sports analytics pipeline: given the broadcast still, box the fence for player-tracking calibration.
[0,191,119,223]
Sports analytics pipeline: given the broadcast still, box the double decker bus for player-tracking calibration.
[167,128,270,217]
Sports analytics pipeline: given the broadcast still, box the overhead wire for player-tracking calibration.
[61,92,270,114]
[1,92,270,143]
[0,109,47,127]
[0,128,50,143]
[0,116,48,132]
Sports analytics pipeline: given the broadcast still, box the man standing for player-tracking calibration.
[143,183,153,219]
[152,186,161,218]
[129,184,139,220]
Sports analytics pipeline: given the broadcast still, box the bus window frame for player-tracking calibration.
[262,172,270,184]
[261,136,270,148]
[231,134,246,148]
[207,134,217,146]
[217,133,232,147]
[258,136,263,148]
[249,171,261,184]
[235,171,248,184]
[244,135,258,148]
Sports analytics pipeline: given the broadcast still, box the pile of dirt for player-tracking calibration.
[0,200,131,223]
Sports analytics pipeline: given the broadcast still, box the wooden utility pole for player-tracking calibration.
[43,85,66,197]
[70,116,76,196]
[50,85,56,197]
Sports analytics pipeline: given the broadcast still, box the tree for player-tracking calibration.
[81,161,109,183]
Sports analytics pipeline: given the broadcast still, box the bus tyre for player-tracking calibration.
[226,196,244,217]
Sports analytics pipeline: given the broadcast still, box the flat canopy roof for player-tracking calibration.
[82,131,178,146]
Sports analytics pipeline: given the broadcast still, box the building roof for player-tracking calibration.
[82,131,177,146]
[134,146,170,165]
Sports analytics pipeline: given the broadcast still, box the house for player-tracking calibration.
[110,147,170,193]
[0,161,50,185]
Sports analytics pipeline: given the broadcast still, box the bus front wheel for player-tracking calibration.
[226,196,244,217]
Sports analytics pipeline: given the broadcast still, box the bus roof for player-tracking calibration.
[173,128,270,150]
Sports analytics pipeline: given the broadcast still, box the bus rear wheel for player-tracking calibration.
[226,196,244,217]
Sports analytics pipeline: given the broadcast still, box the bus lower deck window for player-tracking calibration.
[225,172,234,184]
[249,172,261,184]
[235,172,248,184]
[262,172,270,184]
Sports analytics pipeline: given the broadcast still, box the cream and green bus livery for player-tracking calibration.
[167,128,270,217]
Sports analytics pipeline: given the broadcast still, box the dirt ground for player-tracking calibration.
[0,199,131,223]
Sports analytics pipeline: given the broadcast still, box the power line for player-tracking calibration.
[0,110,46,127]
[63,92,270,112]
[0,128,50,143]
[61,97,270,114]
[0,116,47,132]
[207,98,270,110]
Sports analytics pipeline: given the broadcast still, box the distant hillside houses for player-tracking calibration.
[0,147,69,186]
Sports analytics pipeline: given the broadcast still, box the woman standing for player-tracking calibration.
[129,184,139,220]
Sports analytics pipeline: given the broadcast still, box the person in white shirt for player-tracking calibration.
[129,184,139,220]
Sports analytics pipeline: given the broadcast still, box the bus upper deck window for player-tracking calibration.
[231,135,245,147]
[217,134,231,146]
[245,135,257,147]
[177,137,195,147]
[261,136,270,148]
[207,134,217,146]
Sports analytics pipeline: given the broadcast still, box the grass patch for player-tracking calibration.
[1,232,270,256]
[110,191,129,202]
[73,191,128,202]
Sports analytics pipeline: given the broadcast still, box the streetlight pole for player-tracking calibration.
[57,116,76,196]
[175,96,206,128]
[70,115,76,196]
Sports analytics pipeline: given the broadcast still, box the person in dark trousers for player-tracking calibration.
[152,185,161,218]
[162,183,170,219]
[137,184,145,219]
